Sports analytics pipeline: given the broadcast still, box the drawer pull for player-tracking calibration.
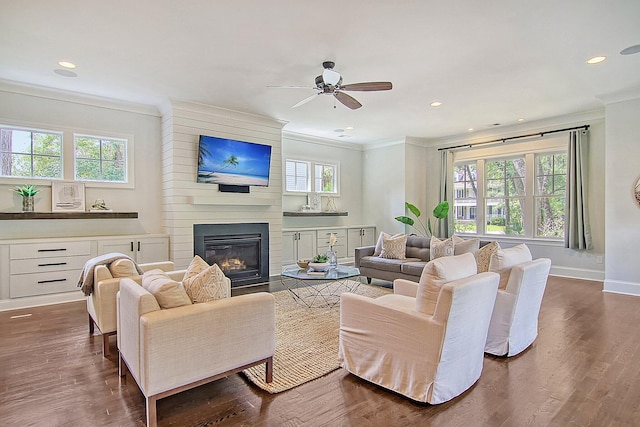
[38,248,67,252]
[37,262,68,267]
[37,278,68,284]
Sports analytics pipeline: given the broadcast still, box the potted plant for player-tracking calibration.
[395,201,449,237]
[13,184,40,212]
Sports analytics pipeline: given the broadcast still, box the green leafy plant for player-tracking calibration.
[395,201,450,237]
[13,185,40,197]
[312,253,328,263]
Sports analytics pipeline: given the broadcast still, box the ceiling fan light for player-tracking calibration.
[323,69,341,86]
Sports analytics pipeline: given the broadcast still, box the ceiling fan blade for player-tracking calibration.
[292,93,319,108]
[340,82,393,91]
[334,91,362,110]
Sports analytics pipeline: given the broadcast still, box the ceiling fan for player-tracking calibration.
[273,61,392,110]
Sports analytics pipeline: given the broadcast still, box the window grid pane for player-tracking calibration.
[285,160,309,192]
[535,152,567,237]
[453,162,478,234]
[0,127,62,179]
[74,135,127,182]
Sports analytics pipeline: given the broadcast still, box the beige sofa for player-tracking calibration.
[87,261,184,356]
[117,277,275,427]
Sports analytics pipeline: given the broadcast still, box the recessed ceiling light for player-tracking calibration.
[586,56,606,64]
[58,61,76,69]
[54,69,77,77]
[430,101,442,107]
[517,118,525,122]
[333,128,344,133]
[468,128,474,132]
[345,126,354,130]
[620,44,640,55]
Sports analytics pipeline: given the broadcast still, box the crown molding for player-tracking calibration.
[282,130,364,151]
[596,86,640,105]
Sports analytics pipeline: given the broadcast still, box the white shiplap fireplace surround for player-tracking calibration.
[160,100,285,276]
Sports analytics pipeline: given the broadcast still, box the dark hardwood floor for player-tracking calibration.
[1,276,640,426]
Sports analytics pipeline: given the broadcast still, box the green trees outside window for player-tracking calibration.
[75,135,126,182]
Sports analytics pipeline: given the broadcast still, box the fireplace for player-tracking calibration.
[193,223,269,287]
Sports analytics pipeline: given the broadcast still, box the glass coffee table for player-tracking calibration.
[281,265,362,308]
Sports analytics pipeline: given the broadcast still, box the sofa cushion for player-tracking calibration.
[401,261,428,276]
[475,241,501,273]
[109,259,137,278]
[380,233,408,260]
[142,269,192,309]
[182,255,229,303]
[374,232,404,256]
[415,253,478,315]
[405,235,431,261]
[430,236,455,260]
[452,235,480,255]
[359,256,421,273]
[489,244,532,289]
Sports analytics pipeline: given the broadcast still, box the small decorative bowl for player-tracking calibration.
[297,260,310,269]
[308,262,329,272]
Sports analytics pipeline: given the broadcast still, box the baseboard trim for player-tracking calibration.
[603,279,640,297]
[0,293,84,312]
[550,265,604,282]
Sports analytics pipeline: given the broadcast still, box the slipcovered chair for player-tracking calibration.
[87,260,184,356]
[117,277,275,427]
[484,255,552,357]
[339,253,500,404]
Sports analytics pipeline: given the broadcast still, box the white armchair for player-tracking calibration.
[117,278,275,427]
[339,271,499,404]
[484,258,552,356]
[87,260,184,356]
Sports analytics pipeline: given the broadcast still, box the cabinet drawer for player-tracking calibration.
[10,241,91,260]
[10,269,82,298]
[316,229,347,245]
[10,255,89,275]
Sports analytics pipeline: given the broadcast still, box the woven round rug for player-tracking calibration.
[242,281,391,393]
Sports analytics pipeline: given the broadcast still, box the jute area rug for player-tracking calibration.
[242,281,391,393]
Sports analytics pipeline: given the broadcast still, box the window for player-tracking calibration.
[74,134,127,182]
[285,159,339,194]
[0,127,63,179]
[453,147,567,240]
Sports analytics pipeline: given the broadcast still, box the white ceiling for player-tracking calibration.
[1,1,639,144]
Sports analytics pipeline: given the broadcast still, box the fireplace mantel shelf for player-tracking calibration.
[189,196,274,206]
[283,211,348,217]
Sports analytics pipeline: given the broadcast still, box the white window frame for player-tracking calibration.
[284,159,311,193]
[0,124,63,180]
[284,158,340,195]
[74,133,129,184]
[0,120,134,189]
[452,136,567,241]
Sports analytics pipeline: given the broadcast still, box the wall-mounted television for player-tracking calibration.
[197,135,272,189]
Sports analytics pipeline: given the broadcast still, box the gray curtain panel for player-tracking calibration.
[565,130,592,250]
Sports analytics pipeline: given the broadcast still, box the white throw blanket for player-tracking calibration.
[78,253,143,296]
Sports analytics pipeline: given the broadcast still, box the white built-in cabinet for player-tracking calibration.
[0,234,169,303]
[281,226,375,267]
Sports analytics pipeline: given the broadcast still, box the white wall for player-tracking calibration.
[160,101,284,272]
[281,133,365,229]
[603,94,640,295]
[0,82,163,239]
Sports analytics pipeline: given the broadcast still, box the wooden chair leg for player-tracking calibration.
[89,314,94,334]
[102,333,110,357]
[118,352,128,378]
[146,396,157,427]
[265,356,273,383]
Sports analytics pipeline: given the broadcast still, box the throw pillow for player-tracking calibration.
[373,232,404,256]
[415,252,478,315]
[141,269,192,309]
[475,241,500,273]
[452,235,480,255]
[182,255,229,303]
[489,243,533,289]
[430,236,454,260]
[108,259,137,278]
[379,234,408,260]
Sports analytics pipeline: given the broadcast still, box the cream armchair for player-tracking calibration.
[117,278,275,427]
[87,261,184,356]
[484,258,551,356]
[339,271,499,404]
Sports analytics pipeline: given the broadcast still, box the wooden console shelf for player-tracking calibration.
[283,211,348,217]
[0,212,138,220]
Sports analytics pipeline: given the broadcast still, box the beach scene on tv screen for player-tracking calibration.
[198,136,271,186]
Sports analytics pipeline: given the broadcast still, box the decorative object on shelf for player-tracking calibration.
[13,184,40,212]
[394,201,449,238]
[327,233,338,268]
[297,259,310,269]
[307,192,321,212]
[300,204,312,212]
[52,181,85,212]
[89,199,113,212]
[325,196,337,212]
[635,176,640,207]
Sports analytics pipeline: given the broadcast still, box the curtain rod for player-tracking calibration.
[437,124,590,151]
